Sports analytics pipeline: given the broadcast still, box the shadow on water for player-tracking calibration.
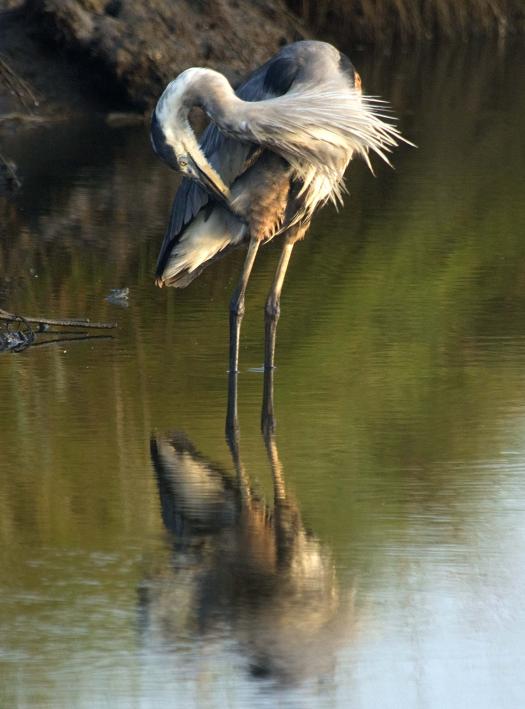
[143,370,355,688]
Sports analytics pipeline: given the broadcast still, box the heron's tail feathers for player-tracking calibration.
[155,206,247,288]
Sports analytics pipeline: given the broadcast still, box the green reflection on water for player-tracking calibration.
[1,40,525,708]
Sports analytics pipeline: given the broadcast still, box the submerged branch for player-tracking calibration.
[0,309,116,353]
[0,54,39,113]
[29,333,114,349]
[0,309,117,330]
[0,151,21,189]
[0,113,66,125]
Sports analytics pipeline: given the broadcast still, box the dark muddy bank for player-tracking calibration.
[3,0,523,121]
[1,0,306,119]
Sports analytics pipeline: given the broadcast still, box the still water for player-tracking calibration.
[1,41,524,708]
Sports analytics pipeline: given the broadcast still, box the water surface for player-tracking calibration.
[1,41,524,708]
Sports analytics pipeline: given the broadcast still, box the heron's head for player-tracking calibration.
[151,71,231,202]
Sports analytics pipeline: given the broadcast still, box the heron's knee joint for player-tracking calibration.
[230,295,245,317]
[265,298,280,319]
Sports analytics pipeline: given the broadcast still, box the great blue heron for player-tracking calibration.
[151,40,405,380]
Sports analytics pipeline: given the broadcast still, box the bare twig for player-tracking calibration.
[0,54,39,113]
[29,334,114,349]
[0,313,34,352]
[0,309,117,329]
[0,113,63,125]
[0,150,21,188]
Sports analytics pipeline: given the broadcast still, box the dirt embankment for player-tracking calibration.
[2,0,523,123]
[0,0,307,120]
[3,0,525,119]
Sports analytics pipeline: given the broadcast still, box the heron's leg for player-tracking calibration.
[262,423,297,567]
[262,426,287,506]
[264,236,295,371]
[260,237,295,432]
[225,407,252,507]
[226,238,260,434]
[229,237,260,372]
[261,363,276,436]
[226,365,240,436]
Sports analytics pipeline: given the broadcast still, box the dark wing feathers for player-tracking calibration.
[162,178,205,242]
[155,53,301,278]
[262,55,300,95]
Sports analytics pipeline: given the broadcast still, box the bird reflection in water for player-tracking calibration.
[142,370,355,686]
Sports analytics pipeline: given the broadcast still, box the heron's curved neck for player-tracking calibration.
[181,69,243,129]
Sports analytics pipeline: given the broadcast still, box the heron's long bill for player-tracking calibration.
[189,153,231,204]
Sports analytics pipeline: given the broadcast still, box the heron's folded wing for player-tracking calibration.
[155,56,301,278]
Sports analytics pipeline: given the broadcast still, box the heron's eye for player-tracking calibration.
[178,158,188,168]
